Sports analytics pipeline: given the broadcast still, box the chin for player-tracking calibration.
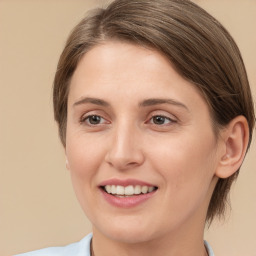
[105,228,155,244]
[93,215,163,244]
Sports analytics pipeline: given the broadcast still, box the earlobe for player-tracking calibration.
[65,157,70,170]
[215,116,249,179]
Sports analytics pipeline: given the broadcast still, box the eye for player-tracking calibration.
[82,115,108,125]
[150,115,174,125]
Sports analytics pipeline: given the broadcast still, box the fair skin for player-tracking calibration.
[65,41,248,256]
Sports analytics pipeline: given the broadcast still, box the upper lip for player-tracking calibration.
[99,178,157,187]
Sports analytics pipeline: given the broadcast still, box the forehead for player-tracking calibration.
[72,42,193,93]
[72,41,173,85]
[69,41,209,115]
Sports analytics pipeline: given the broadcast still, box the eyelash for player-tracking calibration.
[148,115,175,126]
[80,114,176,127]
[80,115,109,126]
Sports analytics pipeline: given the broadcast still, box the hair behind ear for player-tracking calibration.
[207,115,250,223]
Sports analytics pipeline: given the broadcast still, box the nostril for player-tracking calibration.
[127,161,139,166]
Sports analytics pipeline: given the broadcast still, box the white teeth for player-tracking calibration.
[116,185,124,195]
[111,185,116,195]
[103,185,156,196]
[134,185,141,195]
[105,185,111,193]
[148,186,154,192]
[141,186,148,194]
[124,185,134,195]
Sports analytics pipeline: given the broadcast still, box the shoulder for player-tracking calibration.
[15,233,92,256]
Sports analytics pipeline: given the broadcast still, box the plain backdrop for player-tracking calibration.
[0,1,255,255]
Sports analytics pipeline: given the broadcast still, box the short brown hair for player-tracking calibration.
[53,0,255,222]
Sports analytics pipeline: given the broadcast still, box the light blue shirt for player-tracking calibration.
[15,234,92,256]
[15,233,214,256]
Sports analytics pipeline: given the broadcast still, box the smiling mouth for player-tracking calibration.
[101,185,158,197]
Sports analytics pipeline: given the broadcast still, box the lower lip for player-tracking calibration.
[100,188,157,208]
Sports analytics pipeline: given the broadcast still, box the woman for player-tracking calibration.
[17,0,255,255]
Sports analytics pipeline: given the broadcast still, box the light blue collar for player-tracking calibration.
[204,240,215,256]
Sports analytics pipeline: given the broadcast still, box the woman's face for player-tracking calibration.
[66,41,221,243]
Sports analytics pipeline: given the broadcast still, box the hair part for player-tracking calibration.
[53,0,255,223]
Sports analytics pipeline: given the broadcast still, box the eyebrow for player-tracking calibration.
[73,97,188,111]
[139,98,189,111]
[73,97,110,107]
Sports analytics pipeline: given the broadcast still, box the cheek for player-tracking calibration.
[65,135,105,202]
[148,131,217,195]
[65,135,103,213]
[66,134,105,177]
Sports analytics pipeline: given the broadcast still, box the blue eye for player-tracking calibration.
[151,115,172,125]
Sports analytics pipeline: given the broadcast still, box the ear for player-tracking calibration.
[215,116,249,179]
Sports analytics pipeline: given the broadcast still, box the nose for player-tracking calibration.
[104,123,145,171]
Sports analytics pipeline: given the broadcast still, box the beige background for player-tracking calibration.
[0,0,255,255]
